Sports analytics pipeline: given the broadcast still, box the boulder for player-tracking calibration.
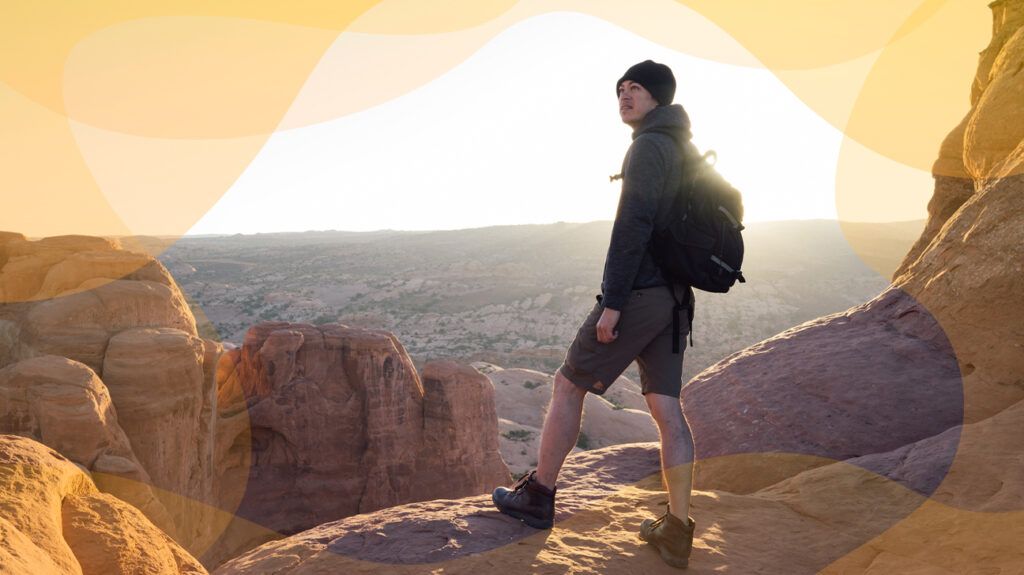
[35,249,174,299]
[682,286,963,493]
[418,360,512,501]
[0,235,121,304]
[62,492,207,575]
[0,356,173,533]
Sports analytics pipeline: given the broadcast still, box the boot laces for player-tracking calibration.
[648,513,668,530]
[511,471,534,492]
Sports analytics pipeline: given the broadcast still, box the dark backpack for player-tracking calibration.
[651,147,746,293]
[649,146,747,353]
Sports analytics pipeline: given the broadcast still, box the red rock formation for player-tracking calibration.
[212,322,509,562]
[0,434,208,574]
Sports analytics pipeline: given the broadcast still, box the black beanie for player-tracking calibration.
[615,60,676,105]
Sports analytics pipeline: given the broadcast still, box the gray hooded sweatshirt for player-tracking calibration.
[600,104,693,310]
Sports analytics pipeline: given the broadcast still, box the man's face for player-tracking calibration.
[618,80,659,127]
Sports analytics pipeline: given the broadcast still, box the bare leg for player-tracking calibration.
[645,392,695,520]
[535,369,588,490]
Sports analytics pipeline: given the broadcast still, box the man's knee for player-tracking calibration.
[645,393,689,433]
[553,369,588,399]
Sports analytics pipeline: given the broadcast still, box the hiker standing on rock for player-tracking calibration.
[493,60,698,569]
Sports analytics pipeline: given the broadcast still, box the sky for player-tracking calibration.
[185,11,905,236]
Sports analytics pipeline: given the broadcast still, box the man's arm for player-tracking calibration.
[601,135,669,311]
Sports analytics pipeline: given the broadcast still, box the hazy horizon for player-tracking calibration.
[166,216,926,239]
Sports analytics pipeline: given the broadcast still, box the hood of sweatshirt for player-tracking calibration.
[631,103,692,144]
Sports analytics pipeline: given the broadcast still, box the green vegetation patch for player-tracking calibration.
[502,429,534,442]
[576,432,591,450]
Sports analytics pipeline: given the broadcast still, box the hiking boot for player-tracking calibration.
[639,505,695,569]
[492,470,556,529]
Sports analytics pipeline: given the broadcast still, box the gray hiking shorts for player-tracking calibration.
[557,284,689,398]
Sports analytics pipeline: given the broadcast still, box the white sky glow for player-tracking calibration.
[187,12,851,235]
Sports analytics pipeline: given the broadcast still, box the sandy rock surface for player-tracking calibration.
[215,424,1024,575]
[0,434,208,574]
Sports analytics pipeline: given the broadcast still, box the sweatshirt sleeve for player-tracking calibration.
[601,136,668,310]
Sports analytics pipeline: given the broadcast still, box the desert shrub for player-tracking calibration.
[576,432,591,450]
[502,429,534,442]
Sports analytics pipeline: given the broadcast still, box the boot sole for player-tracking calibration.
[639,533,689,569]
[655,545,689,569]
[492,494,553,529]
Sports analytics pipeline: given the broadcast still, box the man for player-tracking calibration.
[492,60,698,569]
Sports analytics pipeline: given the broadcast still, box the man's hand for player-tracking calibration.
[596,307,621,343]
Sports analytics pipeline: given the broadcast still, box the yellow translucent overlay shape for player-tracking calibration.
[0,0,995,243]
